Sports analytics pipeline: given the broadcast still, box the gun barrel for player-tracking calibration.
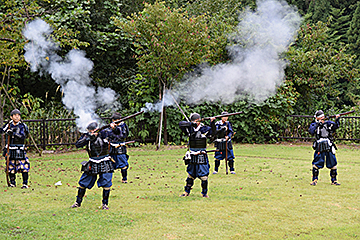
[202,111,243,121]
[95,111,144,132]
[113,111,144,124]
[327,110,355,118]
[206,149,219,153]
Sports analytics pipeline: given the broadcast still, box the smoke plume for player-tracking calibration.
[23,19,119,131]
[142,0,302,112]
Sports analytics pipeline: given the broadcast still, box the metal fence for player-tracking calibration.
[2,115,359,151]
[277,115,360,141]
[22,118,81,149]
[2,117,152,151]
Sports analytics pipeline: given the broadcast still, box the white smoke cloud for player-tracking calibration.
[142,0,302,112]
[23,19,120,131]
[141,92,175,112]
[179,0,302,105]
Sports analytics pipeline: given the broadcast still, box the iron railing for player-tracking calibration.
[1,115,359,151]
[23,118,80,149]
[277,115,360,141]
[0,117,153,150]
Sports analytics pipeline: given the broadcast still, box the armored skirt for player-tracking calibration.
[186,148,210,178]
[214,149,235,161]
[4,144,30,173]
[109,142,129,169]
[214,139,235,160]
[79,156,114,189]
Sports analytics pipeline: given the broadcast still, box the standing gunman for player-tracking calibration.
[308,110,341,186]
[107,112,130,183]
[1,109,30,188]
[70,121,117,210]
[213,111,236,175]
[179,113,216,198]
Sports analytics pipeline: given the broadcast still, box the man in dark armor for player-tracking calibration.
[106,112,130,183]
[213,111,236,174]
[179,113,216,198]
[70,121,117,210]
[1,109,30,188]
[308,110,341,186]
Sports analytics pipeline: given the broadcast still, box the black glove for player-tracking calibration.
[335,117,341,123]
[6,129,13,136]
[191,122,197,127]
[89,133,97,141]
[220,126,227,132]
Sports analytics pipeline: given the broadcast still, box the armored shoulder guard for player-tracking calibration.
[22,122,29,138]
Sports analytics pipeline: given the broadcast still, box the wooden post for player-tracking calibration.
[157,85,166,150]
[225,138,228,175]
[5,134,11,186]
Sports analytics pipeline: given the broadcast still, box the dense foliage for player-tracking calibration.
[1,0,360,145]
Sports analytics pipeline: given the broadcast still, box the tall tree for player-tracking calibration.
[183,0,243,64]
[0,0,89,118]
[286,0,311,16]
[115,1,215,145]
[306,0,331,24]
[286,21,359,114]
[327,7,351,46]
[347,1,360,67]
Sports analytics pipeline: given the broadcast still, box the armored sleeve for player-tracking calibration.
[123,123,129,138]
[0,126,5,134]
[111,126,120,135]
[325,119,339,132]
[210,120,216,136]
[99,129,110,139]
[334,117,340,129]
[199,121,215,137]
[179,121,192,135]
[118,123,129,139]
[308,122,318,136]
[227,122,234,138]
[75,134,91,148]
[0,121,11,134]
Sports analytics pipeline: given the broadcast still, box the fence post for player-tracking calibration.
[42,118,46,150]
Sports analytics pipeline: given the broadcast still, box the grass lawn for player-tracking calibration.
[0,143,359,239]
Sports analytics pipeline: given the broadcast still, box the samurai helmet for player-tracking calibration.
[190,113,201,121]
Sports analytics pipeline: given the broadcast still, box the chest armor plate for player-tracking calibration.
[88,138,109,157]
[316,125,330,139]
[189,131,207,148]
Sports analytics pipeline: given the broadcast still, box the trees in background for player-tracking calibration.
[1,0,360,144]
[347,1,360,67]
[286,21,359,114]
[115,1,215,144]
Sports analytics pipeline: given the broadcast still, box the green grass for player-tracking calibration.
[0,143,359,239]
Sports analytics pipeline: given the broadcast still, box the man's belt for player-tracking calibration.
[6,144,25,150]
[89,156,111,163]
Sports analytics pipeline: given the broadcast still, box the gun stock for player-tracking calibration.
[206,149,219,153]
[115,140,138,148]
